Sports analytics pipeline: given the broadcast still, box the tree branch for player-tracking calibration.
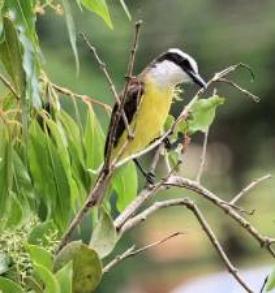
[103,232,184,274]
[118,198,253,292]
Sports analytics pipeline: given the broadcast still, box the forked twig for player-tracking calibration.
[103,231,184,273]
[118,198,253,292]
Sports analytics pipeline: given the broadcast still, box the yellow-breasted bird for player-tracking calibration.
[105,48,206,177]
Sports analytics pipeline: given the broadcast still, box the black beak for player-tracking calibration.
[188,70,207,89]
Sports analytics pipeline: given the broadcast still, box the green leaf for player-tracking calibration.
[33,263,60,293]
[0,17,24,94]
[265,267,275,291]
[56,261,73,293]
[28,121,72,230]
[0,277,24,293]
[84,106,104,170]
[26,244,54,271]
[188,95,225,133]
[113,161,138,212]
[0,128,12,221]
[28,221,58,246]
[4,194,24,229]
[81,0,113,29]
[119,0,131,20]
[12,150,35,206]
[58,110,90,191]
[62,0,79,74]
[0,253,10,275]
[54,241,102,293]
[3,0,41,108]
[89,208,118,258]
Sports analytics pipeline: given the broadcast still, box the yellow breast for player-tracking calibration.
[112,77,174,161]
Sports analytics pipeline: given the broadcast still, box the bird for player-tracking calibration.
[105,48,206,178]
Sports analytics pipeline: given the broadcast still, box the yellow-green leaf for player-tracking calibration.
[89,208,118,258]
[112,161,138,212]
[81,0,113,29]
[33,263,60,293]
[54,241,102,293]
[188,95,225,133]
[0,277,24,293]
[26,244,54,271]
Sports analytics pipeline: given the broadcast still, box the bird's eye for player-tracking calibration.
[181,59,192,71]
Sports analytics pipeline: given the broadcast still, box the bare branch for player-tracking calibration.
[80,33,131,148]
[165,176,275,257]
[119,198,253,292]
[196,130,209,183]
[103,232,184,274]
[230,174,272,205]
[49,81,112,113]
[217,77,260,103]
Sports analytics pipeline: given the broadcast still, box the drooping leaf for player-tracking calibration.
[265,267,275,291]
[28,121,71,230]
[89,208,118,258]
[4,194,24,229]
[55,261,73,293]
[0,128,12,221]
[58,110,90,191]
[188,95,225,133]
[12,150,35,207]
[26,244,54,271]
[84,106,104,171]
[54,241,102,293]
[113,161,138,212]
[0,277,24,293]
[0,17,24,94]
[28,220,58,246]
[81,0,113,29]
[119,0,131,20]
[62,0,79,74]
[33,263,60,293]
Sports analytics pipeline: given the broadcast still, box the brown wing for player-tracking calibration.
[104,78,144,156]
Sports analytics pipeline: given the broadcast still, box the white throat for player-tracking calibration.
[147,60,191,88]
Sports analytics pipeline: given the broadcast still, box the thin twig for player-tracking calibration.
[81,32,131,142]
[217,77,260,103]
[230,174,272,205]
[103,20,142,167]
[50,81,112,113]
[0,72,20,100]
[119,198,253,292]
[196,129,209,183]
[103,232,184,273]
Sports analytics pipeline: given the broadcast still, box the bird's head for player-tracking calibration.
[148,48,206,89]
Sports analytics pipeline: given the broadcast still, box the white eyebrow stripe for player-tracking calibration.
[167,48,198,73]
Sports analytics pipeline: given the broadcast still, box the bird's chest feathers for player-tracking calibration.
[135,80,174,135]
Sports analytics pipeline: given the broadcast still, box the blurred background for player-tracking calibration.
[37,0,275,292]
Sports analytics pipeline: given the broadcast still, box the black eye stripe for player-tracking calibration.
[156,52,193,72]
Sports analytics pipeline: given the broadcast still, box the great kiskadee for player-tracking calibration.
[105,48,206,163]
